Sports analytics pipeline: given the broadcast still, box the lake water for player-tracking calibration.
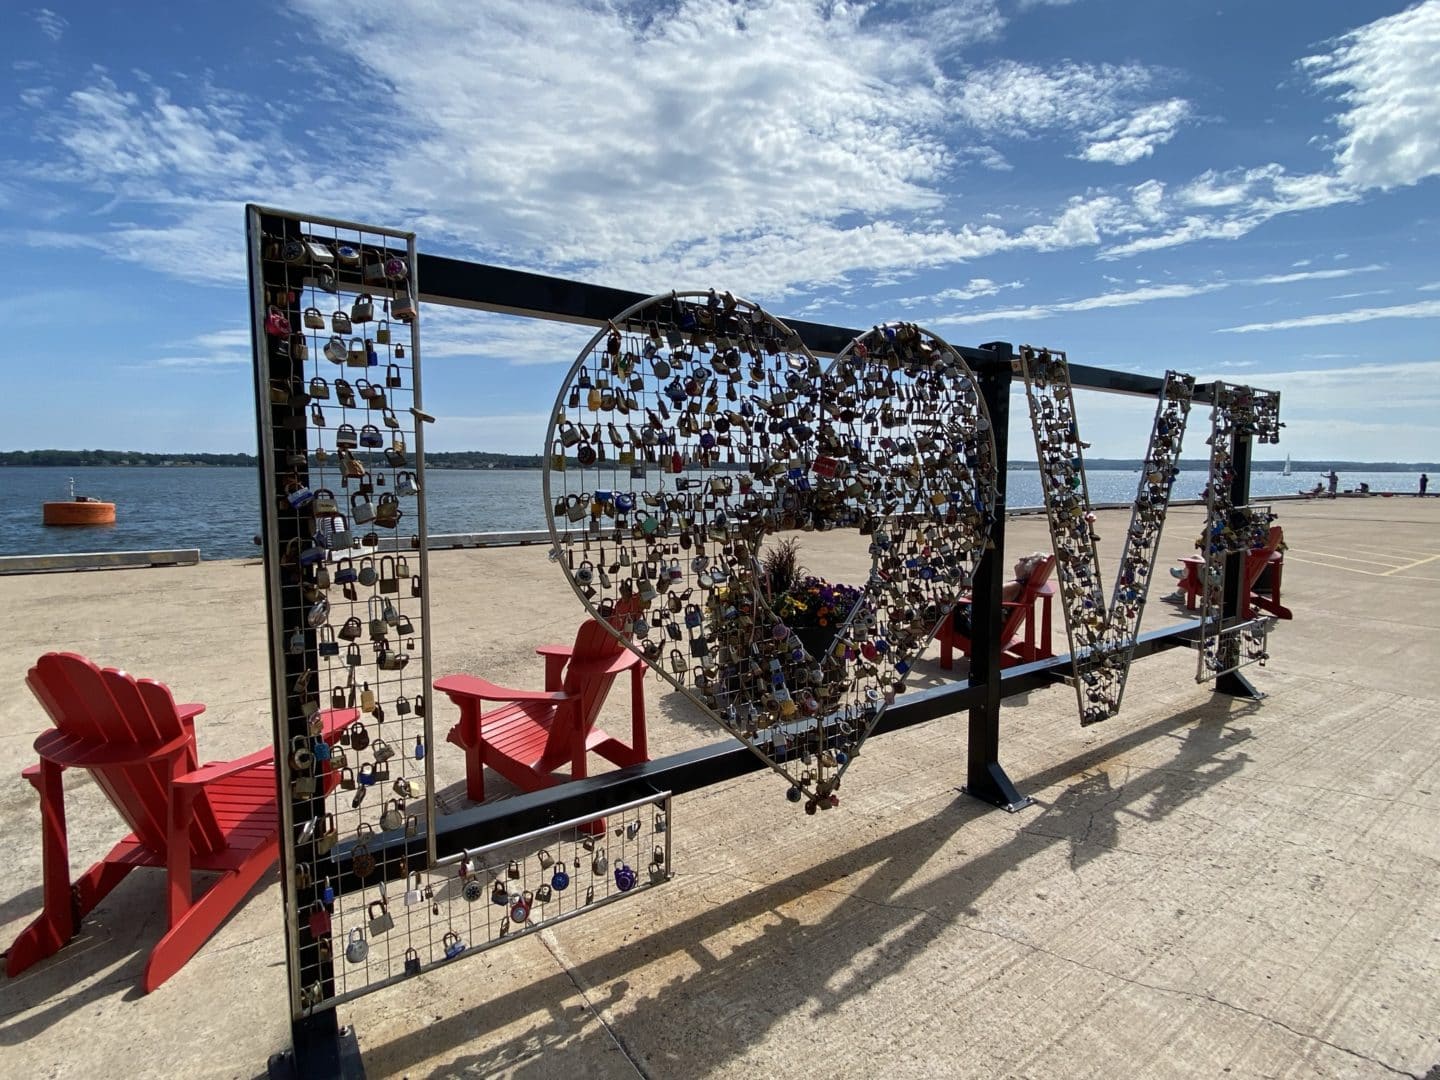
[1,466,1425,561]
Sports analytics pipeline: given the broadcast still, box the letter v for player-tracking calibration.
[1018,346,1196,725]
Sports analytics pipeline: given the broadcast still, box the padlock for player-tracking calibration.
[614,862,637,891]
[551,865,570,891]
[443,931,465,959]
[290,736,316,774]
[307,902,331,939]
[592,848,608,876]
[368,899,395,935]
[537,848,554,869]
[491,879,509,906]
[352,823,376,879]
[535,882,553,903]
[351,293,374,323]
[510,891,533,923]
[649,861,666,884]
[380,798,404,831]
[403,947,421,976]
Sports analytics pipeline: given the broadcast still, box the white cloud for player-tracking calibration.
[933,262,1390,326]
[1130,179,1166,221]
[935,280,1227,324]
[1217,298,1440,333]
[1300,0,1440,189]
[153,326,252,370]
[10,0,1437,304]
[951,59,1157,135]
[32,8,66,41]
[1419,281,1440,292]
[1080,99,1191,165]
[894,277,1023,308]
[1250,263,1382,285]
[418,305,591,367]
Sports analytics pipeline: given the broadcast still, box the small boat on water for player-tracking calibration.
[1282,454,1291,477]
[43,477,116,526]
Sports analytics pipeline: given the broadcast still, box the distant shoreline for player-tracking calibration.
[2,453,1434,472]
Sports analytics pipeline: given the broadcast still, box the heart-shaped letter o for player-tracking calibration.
[544,290,998,812]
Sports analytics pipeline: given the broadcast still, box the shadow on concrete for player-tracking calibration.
[0,866,276,1042]
[363,695,1261,1078]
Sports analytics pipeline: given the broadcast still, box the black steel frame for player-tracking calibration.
[262,242,1257,1077]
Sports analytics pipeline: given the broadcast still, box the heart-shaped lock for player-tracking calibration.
[545,293,996,811]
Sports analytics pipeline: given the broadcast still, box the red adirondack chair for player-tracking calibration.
[437,611,649,802]
[6,652,350,992]
[1178,525,1292,620]
[938,555,1057,670]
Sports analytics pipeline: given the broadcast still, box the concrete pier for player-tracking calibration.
[1,498,1437,1078]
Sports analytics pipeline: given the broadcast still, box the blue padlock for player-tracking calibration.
[551,866,570,892]
[443,931,465,959]
[614,863,637,892]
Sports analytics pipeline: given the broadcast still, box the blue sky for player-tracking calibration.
[3,0,1438,461]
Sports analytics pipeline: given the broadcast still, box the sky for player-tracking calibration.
[2,0,1438,462]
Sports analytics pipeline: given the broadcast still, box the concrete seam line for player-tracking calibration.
[539,926,650,1080]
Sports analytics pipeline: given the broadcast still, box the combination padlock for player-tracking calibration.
[613,862,637,891]
[462,876,485,903]
[510,890,533,923]
[551,865,570,892]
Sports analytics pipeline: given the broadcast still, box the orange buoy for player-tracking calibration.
[42,477,116,526]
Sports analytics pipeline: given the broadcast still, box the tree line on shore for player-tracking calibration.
[1,449,1434,471]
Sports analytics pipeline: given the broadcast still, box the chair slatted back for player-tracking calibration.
[1001,555,1056,638]
[26,652,225,856]
[561,618,631,731]
[1244,526,1284,590]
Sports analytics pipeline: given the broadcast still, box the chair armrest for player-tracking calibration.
[175,753,274,789]
[534,645,575,660]
[177,702,206,723]
[33,727,192,769]
[435,674,572,705]
[596,651,645,677]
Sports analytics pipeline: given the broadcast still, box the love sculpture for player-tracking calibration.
[544,290,998,812]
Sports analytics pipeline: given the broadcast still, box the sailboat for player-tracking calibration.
[1282,454,1291,477]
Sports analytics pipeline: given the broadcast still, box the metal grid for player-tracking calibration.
[1195,382,1281,683]
[248,207,437,1020]
[542,293,996,812]
[1017,346,1195,724]
[301,793,674,1013]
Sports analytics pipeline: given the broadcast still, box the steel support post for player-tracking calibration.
[961,344,1034,812]
[250,209,364,1080]
[1214,423,1264,699]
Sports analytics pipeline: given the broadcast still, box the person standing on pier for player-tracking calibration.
[1327,470,1339,497]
